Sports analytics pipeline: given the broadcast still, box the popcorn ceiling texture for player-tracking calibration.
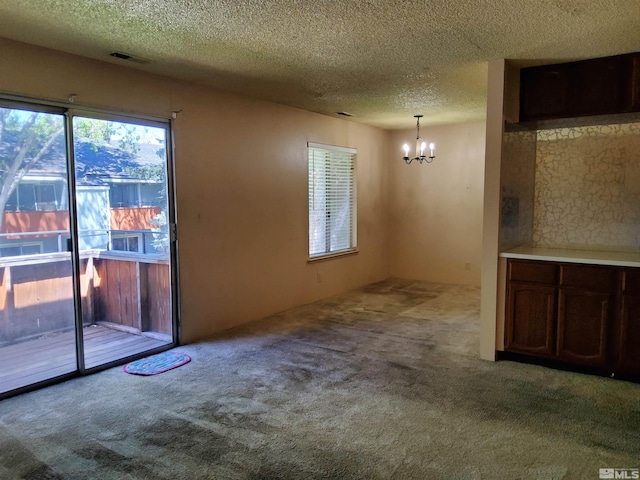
[533,123,640,251]
[0,0,639,128]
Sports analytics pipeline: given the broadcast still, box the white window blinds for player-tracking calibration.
[308,142,357,258]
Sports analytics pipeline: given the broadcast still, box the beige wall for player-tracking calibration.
[388,122,485,287]
[0,38,390,343]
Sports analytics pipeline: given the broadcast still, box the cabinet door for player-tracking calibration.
[520,66,570,121]
[557,288,609,367]
[570,55,632,116]
[618,293,640,374]
[506,283,556,357]
[632,55,640,111]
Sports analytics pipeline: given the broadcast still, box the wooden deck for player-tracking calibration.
[0,325,172,395]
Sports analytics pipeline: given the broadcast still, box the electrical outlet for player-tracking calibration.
[465,262,471,271]
[317,273,322,283]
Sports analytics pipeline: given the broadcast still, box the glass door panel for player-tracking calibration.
[0,105,77,395]
[72,116,173,369]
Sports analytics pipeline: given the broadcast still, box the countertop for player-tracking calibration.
[499,245,640,268]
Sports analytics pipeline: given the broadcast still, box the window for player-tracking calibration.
[111,233,143,253]
[109,183,139,207]
[0,242,42,258]
[139,184,163,207]
[308,142,356,258]
[5,182,63,211]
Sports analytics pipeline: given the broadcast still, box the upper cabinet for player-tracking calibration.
[520,52,640,122]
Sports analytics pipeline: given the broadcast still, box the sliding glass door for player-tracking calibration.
[72,115,174,369]
[0,101,176,397]
[0,104,77,393]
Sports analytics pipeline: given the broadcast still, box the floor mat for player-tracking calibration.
[123,351,191,375]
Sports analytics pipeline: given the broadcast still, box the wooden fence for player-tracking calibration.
[92,252,172,335]
[0,251,171,345]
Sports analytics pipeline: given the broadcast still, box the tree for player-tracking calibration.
[1,111,169,254]
[0,111,147,232]
[0,108,64,232]
[74,117,141,155]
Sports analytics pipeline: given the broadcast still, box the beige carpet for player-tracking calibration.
[0,279,638,479]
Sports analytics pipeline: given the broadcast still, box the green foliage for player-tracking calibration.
[0,108,66,229]
[122,163,165,181]
[0,110,170,239]
[115,124,142,154]
[73,118,111,149]
[73,117,142,155]
[0,109,63,171]
[149,210,169,252]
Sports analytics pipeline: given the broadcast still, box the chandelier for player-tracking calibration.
[402,115,435,165]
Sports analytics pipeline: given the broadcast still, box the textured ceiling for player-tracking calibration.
[0,0,639,129]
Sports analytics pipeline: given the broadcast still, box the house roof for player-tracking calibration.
[73,142,165,185]
[1,134,164,186]
[0,1,639,129]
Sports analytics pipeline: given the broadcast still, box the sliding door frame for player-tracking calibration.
[64,111,86,373]
[0,94,180,396]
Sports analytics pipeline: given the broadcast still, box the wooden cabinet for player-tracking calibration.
[617,270,640,373]
[570,55,632,117]
[557,288,610,367]
[520,65,570,121]
[505,259,640,377]
[556,265,614,368]
[632,55,640,111]
[519,52,640,122]
[506,283,556,357]
[505,260,557,357]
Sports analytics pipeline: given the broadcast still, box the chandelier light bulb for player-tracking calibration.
[401,115,436,165]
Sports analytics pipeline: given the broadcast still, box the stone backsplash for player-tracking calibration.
[500,130,536,251]
[532,123,640,251]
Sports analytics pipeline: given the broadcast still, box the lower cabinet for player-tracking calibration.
[557,288,609,367]
[506,283,556,357]
[505,259,640,376]
[618,270,640,373]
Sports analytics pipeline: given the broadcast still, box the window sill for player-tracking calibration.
[307,249,359,263]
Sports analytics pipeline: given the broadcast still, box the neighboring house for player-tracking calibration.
[0,140,166,257]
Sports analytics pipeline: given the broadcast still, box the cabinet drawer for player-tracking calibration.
[560,264,614,292]
[509,260,557,285]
